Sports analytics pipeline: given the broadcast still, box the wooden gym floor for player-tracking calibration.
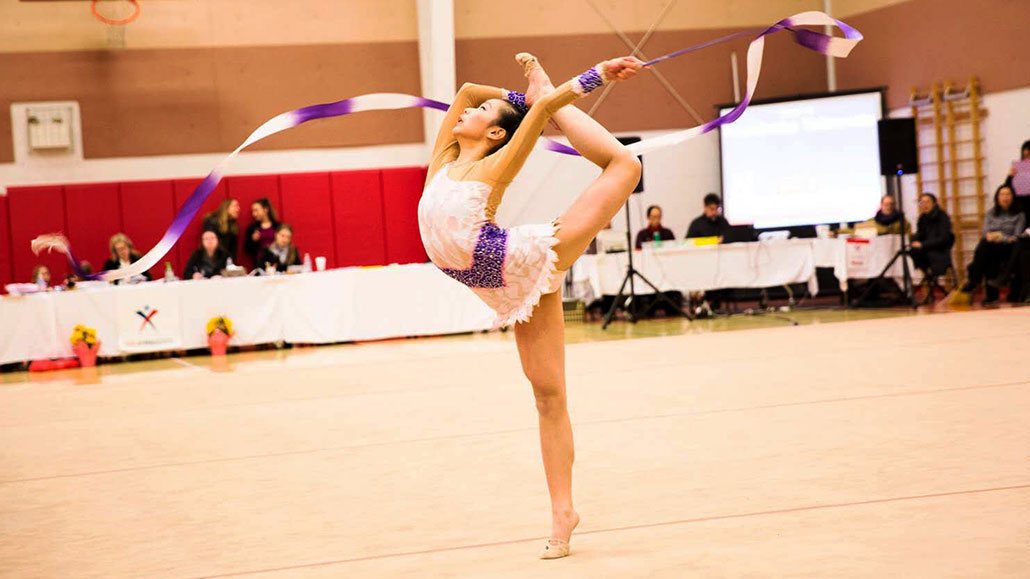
[1,307,1028,578]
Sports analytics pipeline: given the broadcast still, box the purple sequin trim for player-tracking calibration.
[440,222,507,288]
[506,90,528,113]
[576,67,605,94]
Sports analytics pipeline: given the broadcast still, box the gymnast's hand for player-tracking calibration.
[602,56,644,82]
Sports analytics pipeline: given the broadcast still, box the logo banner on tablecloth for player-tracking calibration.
[116,285,182,352]
[845,238,874,278]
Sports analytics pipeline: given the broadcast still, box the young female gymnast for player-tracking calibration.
[418,53,644,559]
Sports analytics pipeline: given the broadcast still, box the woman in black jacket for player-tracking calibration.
[183,230,230,280]
[257,223,302,273]
[202,199,240,262]
[910,193,954,276]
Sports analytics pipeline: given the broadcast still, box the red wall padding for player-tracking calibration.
[120,180,179,279]
[279,172,335,268]
[381,167,429,265]
[330,169,386,267]
[173,178,227,269]
[225,175,282,268]
[64,183,122,273]
[2,166,430,292]
[0,195,13,289]
[7,186,68,284]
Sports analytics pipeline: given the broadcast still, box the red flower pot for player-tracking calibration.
[208,329,231,356]
[73,341,100,367]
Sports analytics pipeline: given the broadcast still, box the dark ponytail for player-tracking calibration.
[487,102,526,155]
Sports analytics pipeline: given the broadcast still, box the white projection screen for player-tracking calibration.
[719,90,884,229]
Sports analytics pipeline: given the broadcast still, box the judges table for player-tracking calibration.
[0,264,496,365]
[571,235,918,299]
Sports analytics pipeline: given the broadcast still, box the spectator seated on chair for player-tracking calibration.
[183,230,230,280]
[243,197,280,268]
[960,184,1026,304]
[102,233,152,284]
[910,192,954,282]
[257,223,303,273]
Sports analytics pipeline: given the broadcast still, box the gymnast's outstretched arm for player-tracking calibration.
[428,83,507,179]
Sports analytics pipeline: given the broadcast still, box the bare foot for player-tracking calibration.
[551,508,580,543]
[516,52,555,107]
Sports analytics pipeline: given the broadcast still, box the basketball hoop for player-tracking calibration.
[91,0,140,49]
[91,0,141,26]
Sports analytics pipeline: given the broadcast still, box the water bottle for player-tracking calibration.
[653,231,663,249]
[226,256,234,268]
[164,261,176,282]
[302,253,312,273]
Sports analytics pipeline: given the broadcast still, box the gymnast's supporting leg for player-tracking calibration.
[512,56,642,559]
[513,290,579,558]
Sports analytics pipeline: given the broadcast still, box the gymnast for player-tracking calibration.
[418,53,644,559]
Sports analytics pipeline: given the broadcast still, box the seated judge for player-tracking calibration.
[634,205,675,249]
[102,233,153,284]
[183,230,230,280]
[686,193,731,240]
[258,223,303,273]
[869,194,910,236]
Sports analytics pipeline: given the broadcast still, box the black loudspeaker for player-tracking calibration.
[877,118,918,176]
[616,135,644,193]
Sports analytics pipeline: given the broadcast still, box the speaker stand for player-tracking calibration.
[853,171,919,309]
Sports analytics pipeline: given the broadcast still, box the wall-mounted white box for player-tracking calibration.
[10,101,83,164]
[26,105,74,150]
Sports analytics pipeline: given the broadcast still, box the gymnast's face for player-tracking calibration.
[453,99,508,145]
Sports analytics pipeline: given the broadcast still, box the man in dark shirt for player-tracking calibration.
[635,205,676,249]
[686,193,731,239]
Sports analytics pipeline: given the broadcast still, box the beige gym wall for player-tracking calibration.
[17,0,1009,165]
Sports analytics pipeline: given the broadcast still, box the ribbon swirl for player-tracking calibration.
[33,11,861,282]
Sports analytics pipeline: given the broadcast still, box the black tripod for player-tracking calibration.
[602,200,692,329]
[853,168,919,309]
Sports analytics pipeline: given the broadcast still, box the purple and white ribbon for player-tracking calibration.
[33,10,860,282]
[623,11,862,156]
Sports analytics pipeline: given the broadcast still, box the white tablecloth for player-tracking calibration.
[0,264,495,365]
[572,236,917,299]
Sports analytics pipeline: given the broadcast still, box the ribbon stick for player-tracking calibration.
[32,10,860,282]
